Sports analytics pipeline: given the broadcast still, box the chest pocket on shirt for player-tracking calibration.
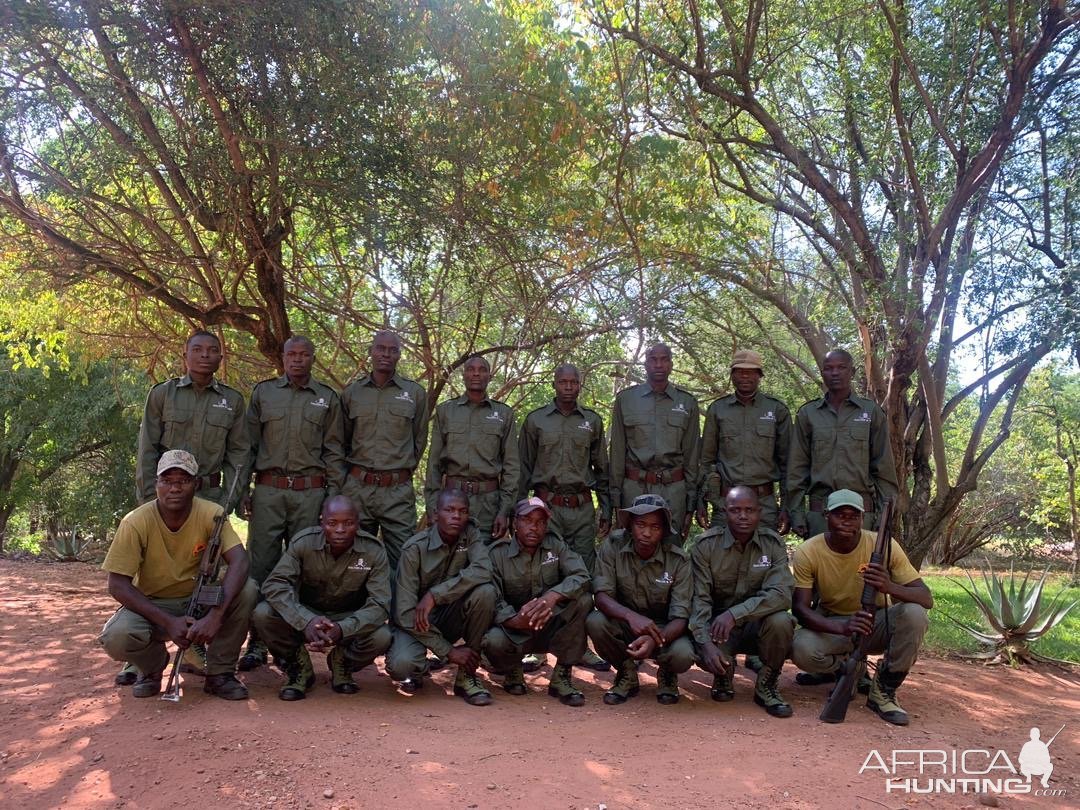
[848,421,871,442]
[302,403,328,444]
[338,565,372,597]
[644,571,674,613]
[161,402,193,449]
[812,425,836,454]
[205,407,234,436]
[754,421,775,451]
[623,409,653,451]
[259,407,287,445]
[476,418,506,464]
[384,398,416,443]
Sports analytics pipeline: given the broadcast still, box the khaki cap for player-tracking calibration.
[731,349,764,373]
[157,449,198,477]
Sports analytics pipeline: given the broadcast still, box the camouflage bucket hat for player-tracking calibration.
[617,493,672,532]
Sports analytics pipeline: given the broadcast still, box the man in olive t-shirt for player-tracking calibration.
[99,450,257,700]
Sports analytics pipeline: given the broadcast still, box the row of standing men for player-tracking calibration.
[136,331,899,588]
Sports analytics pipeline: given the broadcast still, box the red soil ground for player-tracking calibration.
[1,558,1077,809]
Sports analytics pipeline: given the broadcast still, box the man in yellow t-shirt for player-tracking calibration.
[791,489,933,725]
[99,450,257,700]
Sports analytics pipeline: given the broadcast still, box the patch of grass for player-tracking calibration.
[921,569,1080,664]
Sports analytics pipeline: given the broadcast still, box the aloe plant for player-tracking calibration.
[949,562,1078,666]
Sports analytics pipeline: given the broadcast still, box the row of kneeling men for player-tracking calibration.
[100,449,932,725]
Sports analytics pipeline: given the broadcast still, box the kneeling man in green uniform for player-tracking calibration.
[792,489,933,725]
[587,494,694,705]
[253,495,392,700]
[691,486,795,717]
[386,489,497,705]
[99,450,256,700]
[484,497,592,706]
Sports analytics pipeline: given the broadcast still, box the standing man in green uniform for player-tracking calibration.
[99,450,256,701]
[787,349,899,539]
[253,495,392,700]
[517,362,611,671]
[697,349,791,535]
[587,494,695,705]
[424,354,518,545]
[691,486,795,718]
[483,497,592,706]
[341,330,428,571]
[238,335,347,670]
[119,330,248,686]
[792,490,933,725]
[386,489,497,705]
[609,344,700,539]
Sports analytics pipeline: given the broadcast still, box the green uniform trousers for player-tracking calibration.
[482,593,591,672]
[548,501,598,571]
[792,602,929,674]
[248,484,326,585]
[622,478,688,537]
[98,580,258,677]
[385,584,497,681]
[709,492,780,533]
[463,489,501,545]
[585,610,695,672]
[701,611,794,670]
[251,601,392,670]
[341,478,417,571]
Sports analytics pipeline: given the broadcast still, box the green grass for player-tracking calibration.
[921,569,1080,664]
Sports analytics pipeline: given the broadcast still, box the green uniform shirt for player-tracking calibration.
[260,526,391,640]
[609,382,700,510]
[246,376,347,492]
[786,393,898,514]
[424,395,519,517]
[136,375,248,506]
[689,526,794,646]
[593,528,692,623]
[393,521,492,657]
[489,532,590,626]
[341,372,428,471]
[700,391,790,506]
[516,401,611,516]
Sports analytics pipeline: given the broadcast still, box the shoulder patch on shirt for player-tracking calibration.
[671,402,688,415]
[211,396,234,412]
[395,390,414,403]
[576,420,594,432]
[310,396,330,409]
[752,554,772,569]
[760,411,776,421]
[541,550,559,566]
[485,410,505,422]
[655,570,674,585]
[348,557,372,571]
[854,411,872,422]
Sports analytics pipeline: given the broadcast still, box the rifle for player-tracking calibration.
[161,474,241,702]
[820,498,894,724]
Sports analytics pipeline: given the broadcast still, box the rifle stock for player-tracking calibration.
[161,475,240,702]
[819,498,894,724]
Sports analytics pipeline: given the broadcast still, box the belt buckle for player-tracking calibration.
[464,480,476,494]
[286,475,295,489]
[376,473,388,486]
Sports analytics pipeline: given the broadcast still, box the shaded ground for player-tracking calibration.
[1,559,1078,809]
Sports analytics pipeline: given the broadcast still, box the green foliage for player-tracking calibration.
[947,563,1079,666]
[923,572,1080,665]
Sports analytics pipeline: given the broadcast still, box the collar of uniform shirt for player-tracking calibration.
[638,382,677,399]
[453,393,494,407]
[544,400,586,417]
[177,373,224,393]
[425,524,473,551]
[507,533,558,557]
[722,391,759,406]
[274,375,318,393]
[617,537,669,564]
[358,372,405,389]
[813,391,863,409]
[717,527,768,551]
[312,529,374,555]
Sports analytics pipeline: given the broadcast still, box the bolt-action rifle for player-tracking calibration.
[819,498,894,724]
[161,474,241,702]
